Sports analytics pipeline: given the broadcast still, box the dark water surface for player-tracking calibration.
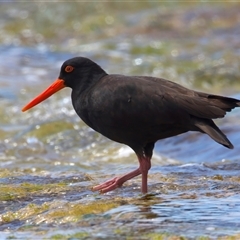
[0,2,240,240]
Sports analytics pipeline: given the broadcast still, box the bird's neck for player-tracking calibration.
[73,68,108,96]
[70,69,107,126]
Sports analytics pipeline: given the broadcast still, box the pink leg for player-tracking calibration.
[139,155,151,194]
[92,154,151,194]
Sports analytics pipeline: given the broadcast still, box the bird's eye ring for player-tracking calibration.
[65,65,74,73]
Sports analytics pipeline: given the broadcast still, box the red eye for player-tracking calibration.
[65,65,74,73]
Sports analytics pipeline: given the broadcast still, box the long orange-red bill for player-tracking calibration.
[22,79,66,112]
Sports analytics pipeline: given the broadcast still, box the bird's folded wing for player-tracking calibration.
[171,92,240,119]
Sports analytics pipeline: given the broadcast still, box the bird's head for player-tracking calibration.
[22,57,106,112]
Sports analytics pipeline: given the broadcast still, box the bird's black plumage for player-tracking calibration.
[23,57,240,194]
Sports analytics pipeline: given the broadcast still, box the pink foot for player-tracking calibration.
[92,177,123,193]
[92,168,141,194]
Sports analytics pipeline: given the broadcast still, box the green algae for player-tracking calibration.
[212,175,224,181]
[0,182,67,201]
[50,232,89,240]
[218,234,240,240]
[1,199,122,225]
[1,203,50,223]
[0,169,19,178]
[48,231,211,240]
[46,200,121,222]
[6,232,240,240]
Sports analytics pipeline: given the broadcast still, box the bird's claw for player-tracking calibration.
[92,177,123,193]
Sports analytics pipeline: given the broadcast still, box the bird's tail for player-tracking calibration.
[193,118,234,149]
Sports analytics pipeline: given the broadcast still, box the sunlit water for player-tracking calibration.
[0,3,240,239]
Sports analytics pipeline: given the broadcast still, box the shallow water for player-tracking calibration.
[0,2,240,240]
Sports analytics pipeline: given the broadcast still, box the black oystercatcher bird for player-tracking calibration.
[22,57,240,194]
